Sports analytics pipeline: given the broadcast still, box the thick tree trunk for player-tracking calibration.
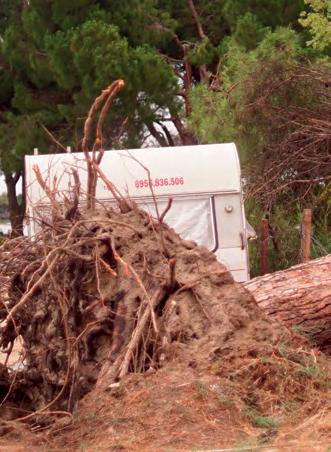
[172,117,198,145]
[147,123,169,147]
[5,171,25,236]
[243,255,331,354]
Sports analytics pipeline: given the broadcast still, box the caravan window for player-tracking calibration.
[138,197,217,252]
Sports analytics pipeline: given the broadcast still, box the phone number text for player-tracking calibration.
[135,177,184,188]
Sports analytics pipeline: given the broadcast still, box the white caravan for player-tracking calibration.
[25,143,251,281]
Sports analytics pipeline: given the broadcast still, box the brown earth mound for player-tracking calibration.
[0,203,329,442]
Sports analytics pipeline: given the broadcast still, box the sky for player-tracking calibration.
[0,175,6,194]
[0,175,23,194]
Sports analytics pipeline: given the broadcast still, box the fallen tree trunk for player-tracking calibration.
[243,255,331,354]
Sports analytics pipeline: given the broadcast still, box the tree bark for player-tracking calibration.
[147,123,169,147]
[172,116,198,145]
[158,123,175,147]
[5,171,25,236]
[243,255,331,354]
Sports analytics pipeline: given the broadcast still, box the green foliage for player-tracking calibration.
[0,66,13,106]
[0,0,319,175]
[0,112,57,174]
[190,25,330,273]
[187,38,218,66]
[0,0,181,177]
[189,84,236,143]
[190,27,307,148]
[299,0,331,50]
[251,415,280,429]
[222,0,305,30]
[243,407,281,429]
[232,13,268,50]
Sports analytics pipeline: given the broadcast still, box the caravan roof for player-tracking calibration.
[25,143,241,204]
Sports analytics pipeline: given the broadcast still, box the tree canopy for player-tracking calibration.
[0,0,330,270]
[0,0,310,168]
[299,0,331,51]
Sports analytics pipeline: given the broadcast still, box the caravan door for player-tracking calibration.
[213,193,249,282]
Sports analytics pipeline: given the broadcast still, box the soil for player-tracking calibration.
[0,205,330,451]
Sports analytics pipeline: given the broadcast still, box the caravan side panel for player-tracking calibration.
[25,143,241,203]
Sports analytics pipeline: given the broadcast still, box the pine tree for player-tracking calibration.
[0,0,320,235]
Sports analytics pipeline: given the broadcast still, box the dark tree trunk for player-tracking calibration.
[158,123,175,147]
[172,117,198,145]
[147,123,169,147]
[5,171,25,237]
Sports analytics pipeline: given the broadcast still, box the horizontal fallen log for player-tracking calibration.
[243,255,331,354]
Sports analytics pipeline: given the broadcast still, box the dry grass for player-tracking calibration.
[0,360,328,451]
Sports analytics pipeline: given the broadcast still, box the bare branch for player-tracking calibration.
[187,0,207,40]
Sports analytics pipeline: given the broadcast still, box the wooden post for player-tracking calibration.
[260,218,269,275]
[301,208,312,263]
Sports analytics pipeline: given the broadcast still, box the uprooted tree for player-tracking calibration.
[244,255,331,354]
[0,82,329,426]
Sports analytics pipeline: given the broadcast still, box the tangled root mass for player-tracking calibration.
[0,205,328,422]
